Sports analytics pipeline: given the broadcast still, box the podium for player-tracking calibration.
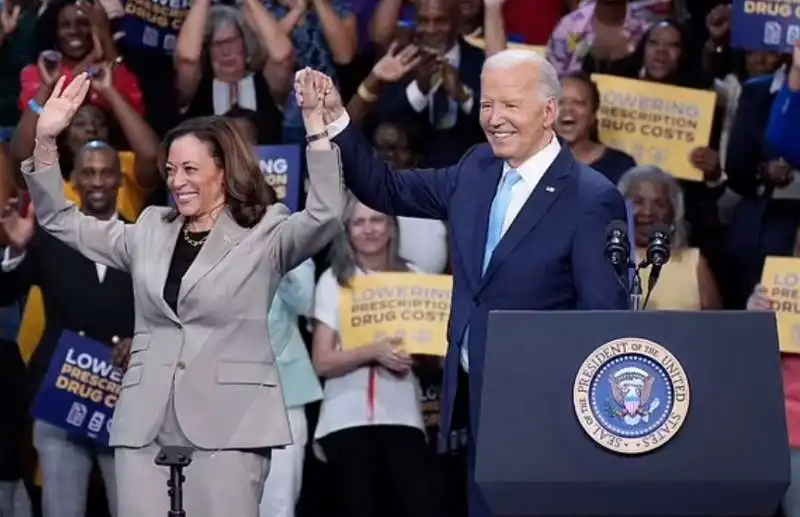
[475,310,790,517]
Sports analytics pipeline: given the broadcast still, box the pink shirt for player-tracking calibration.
[546,1,652,75]
[783,355,800,448]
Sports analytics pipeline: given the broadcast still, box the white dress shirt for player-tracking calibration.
[397,217,448,274]
[404,43,475,127]
[459,135,562,371]
[312,266,425,448]
[1,214,119,283]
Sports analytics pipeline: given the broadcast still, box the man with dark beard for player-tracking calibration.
[0,140,134,517]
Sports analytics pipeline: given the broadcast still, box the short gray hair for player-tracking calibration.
[617,165,688,250]
[482,49,562,103]
[205,5,264,71]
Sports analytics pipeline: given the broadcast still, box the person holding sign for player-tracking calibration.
[20,68,344,517]
[312,198,435,517]
[315,47,629,517]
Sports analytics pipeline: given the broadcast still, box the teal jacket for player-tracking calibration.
[268,259,322,408]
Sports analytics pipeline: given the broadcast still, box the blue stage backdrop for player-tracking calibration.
[256,145,302,212]
[731,0,800,52]
[32,331,122,445]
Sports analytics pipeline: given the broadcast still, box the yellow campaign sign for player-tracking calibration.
[760,256,800,354]
[464,36,545,55]
[591,74,717,182]
[339,273,452,357]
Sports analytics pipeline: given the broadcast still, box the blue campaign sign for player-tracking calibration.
[731,0,800,52]
[32,331,122,445]
[117,0,190,54]
[256,145,302,212]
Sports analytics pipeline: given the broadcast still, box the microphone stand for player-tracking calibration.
[629,260,647,312]
[155,446,194,517]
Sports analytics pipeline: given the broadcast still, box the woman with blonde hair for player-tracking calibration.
[311,197,437,517]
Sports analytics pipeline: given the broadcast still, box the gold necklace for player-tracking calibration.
[182,226,209,247]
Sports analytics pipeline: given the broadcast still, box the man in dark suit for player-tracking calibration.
[315,46,628,516]
[0,140,134,517]
[372,0,485,167]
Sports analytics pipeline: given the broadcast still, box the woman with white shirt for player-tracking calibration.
[311,199,436,517]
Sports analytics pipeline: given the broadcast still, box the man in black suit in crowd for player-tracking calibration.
[371,0,485,167]
[0,140,134,517]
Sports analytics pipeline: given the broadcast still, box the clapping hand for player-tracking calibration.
[0,2,21,38]
[0,198,36,251]
[36,51,63,91]
[89,61,116,95]
[36,73,92,142]
[372,42,422,83]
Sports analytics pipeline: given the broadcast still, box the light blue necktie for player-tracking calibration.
[461,169,522,371]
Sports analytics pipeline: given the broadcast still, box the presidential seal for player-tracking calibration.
[573,337,690,455]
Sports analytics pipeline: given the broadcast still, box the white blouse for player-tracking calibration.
[312,266,425,443]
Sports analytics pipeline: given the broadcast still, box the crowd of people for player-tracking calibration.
[0,0,799,516]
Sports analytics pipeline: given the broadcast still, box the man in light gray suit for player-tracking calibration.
[19,69,344,517]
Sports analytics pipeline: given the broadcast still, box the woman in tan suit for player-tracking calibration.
[14,69,344,517]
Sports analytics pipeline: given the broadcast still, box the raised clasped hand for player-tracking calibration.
[295,67,330,116]
[36,73,92,141]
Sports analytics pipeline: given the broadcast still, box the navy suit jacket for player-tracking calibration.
[333,122,629,444]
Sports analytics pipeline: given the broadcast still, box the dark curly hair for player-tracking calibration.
[158,116,276,228]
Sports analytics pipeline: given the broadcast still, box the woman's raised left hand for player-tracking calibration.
[36,73,92,142]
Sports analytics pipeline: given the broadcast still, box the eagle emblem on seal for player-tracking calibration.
[607,367,662,426]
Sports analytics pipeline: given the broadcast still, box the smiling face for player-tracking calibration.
[479,61,558,167]
[72,146,121,217]
[556,77,597,144]
[56,4,93,61]
[628,179,673,247]
[209,22,247,82]
[415,0,457,54]
[348,202,395,259]
[643,22,682,82]
[165,134,226,218]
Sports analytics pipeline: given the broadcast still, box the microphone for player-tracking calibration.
[643,223,672,309]
[605,220,630,274]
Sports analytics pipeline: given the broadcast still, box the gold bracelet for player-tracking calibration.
[357,83,379,103]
